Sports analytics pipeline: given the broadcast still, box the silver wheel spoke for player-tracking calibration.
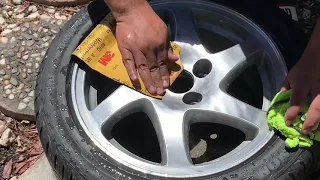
[204,91,268,129]
[90,85,144,127]
[155,108,191,167]
[211,36,263,81]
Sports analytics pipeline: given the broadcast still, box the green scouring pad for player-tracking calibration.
[267,90,320,148]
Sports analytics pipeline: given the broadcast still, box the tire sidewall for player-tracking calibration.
[36,0,311,180]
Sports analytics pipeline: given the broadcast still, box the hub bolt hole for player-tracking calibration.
[193,59,212,78]
[183,92,202,105]
[168,70,194,93]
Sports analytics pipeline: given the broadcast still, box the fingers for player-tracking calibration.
[281,76,290,92]
[157,48,170,89]
[285,87,309,125]
[146,50,164,95]
[302,93,320,134]
[132,50,159,95]
[119,47,138,82]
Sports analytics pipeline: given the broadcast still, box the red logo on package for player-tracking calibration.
[98,51,115,66]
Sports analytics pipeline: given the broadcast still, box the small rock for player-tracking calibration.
[11,67,17,74]
[21,41,26,46]
[9,37,16,43]
[0,69,5,76]
[34,63,39,69]
[36,57,41,61]
[50,29,58,34]
[0,16,5,25]
[2,94,7,98]
[14,5,25,13]
[28,90,34,97]
[17,155,25,162]
[18,102,27,110]
[33,33,38,38]
[9,77,18,86]
[24,23,30,28]
[26,40,35,46]
[14,13,24,19]
[14,46,19,52]
[44,42,49,47]
[17,52,22,58]
[31,53,40,58]
[3,74,10,80]
[41,51,45,56]
[21,72,27,79]
[10,176,18,180]
[26,11,39,20]
[56,19,63,26]
[19,46,25,52]
[27,68,32,74]
[33,21,39,25]
[2,10,9,18]
[28,5,37,13]
[8,94,14,99]
[42,36,49,42]
[22,32,33,40]
[0,37,8,44]
[26,62,32,67]
[22,55,29,60]
[12,0,22,5]
[24,88,31,92]
[0,120,5,135]
[43,28,48,33]
[45,8,55,14]
[16,83,24,90]
[4,89,11,94]
[12,26,20,32]
[39,14,50,21]
[0,128,16,147]
[23,97,31,103]
[8,11,12,16]
[19,92,26,99]
[1,29,11,35]
[6,24,16,29]
[54,12,67,20]
[3,80,9,85]
[11,89,17,94]
[0,58,5,66]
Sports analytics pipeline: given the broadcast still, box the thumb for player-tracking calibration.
[281,76,290,92]
[168,49,179,61]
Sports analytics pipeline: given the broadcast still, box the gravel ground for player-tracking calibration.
[0,0,320,179]
[0,0,83,114]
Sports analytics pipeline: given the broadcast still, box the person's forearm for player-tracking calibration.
[301,18,320,61]
[104,0,148,18]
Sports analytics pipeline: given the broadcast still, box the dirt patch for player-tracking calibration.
[0,111,43,180]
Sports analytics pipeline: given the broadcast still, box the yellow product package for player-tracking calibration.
[72,13,184,99]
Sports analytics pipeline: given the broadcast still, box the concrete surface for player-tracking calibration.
[18,155,58,180]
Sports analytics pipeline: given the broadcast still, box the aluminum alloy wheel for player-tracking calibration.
[71,0,287,178]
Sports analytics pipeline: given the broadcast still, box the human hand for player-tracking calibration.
[113,2,179,96]
[281,55,320,134]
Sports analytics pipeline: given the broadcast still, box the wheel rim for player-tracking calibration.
[71,0,287,178]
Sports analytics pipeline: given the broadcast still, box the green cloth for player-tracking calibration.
[267,90,320,148]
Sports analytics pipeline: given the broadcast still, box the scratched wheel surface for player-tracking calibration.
[35,0,320,179]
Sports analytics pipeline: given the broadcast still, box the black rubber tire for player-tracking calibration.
[35,0,320,179]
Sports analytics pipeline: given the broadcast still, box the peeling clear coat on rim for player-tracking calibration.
[70,0,287,178]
